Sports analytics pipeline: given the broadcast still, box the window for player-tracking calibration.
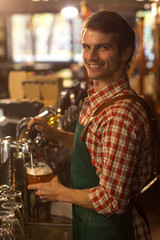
[136,10,155,68]
[11,13,82,63]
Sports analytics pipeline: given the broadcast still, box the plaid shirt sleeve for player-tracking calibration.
[87,102,152,216]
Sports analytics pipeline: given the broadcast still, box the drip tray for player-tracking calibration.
[25,219,72,240]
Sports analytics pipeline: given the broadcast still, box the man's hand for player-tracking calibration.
[28,175,95,211]
[28,117,54,141]
[27,117,74,150]
[27,175,62,202]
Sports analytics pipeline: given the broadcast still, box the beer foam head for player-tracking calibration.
[26,162,52,176]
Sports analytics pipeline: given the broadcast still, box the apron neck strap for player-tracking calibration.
[79,94,152,141]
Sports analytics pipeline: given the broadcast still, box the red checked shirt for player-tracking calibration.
[79,76,152,240]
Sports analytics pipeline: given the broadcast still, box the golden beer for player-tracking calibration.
[25,160,54,184]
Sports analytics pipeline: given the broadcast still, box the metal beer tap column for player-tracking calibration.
[0,126,48,222]
[0,130,46,186]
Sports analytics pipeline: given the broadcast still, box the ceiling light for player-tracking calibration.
[144,3,151,9]
[151,3,157,15]
[61,6,79,19]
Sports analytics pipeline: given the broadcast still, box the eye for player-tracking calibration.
[82,44,90,50]
[98,44,108,50]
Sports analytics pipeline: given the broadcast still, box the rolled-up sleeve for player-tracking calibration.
[88,114,151,216]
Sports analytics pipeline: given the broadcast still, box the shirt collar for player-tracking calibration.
[87,76,131,111]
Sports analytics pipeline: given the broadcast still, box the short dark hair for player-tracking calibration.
[82,10,135,63]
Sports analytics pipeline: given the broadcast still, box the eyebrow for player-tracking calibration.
[82,42,112,48]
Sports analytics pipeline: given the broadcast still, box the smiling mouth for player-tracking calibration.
[87,63,103,69]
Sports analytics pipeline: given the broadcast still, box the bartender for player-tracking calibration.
[28,10,152,240]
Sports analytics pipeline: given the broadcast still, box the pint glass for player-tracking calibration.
[25,159,54,184]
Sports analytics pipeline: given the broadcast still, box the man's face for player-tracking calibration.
[81,28,126,82]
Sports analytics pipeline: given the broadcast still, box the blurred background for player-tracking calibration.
[0,0,158,100]
[0,1,160,240]
[0,0,159,103]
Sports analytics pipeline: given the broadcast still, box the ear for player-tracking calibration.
[121,45,133,61]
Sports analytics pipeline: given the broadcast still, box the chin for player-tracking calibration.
[88,74,104,80]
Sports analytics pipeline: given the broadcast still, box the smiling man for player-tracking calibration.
[28,11,152,240]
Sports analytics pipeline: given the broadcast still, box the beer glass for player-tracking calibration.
[25,158,54,184]
[0,195,8,210]
[0,210,24,240]
[0,185,11,192]
[1,201,24,230]
[1,189,24,218]
[0,226,15,240]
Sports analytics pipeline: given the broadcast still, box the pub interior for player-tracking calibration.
[0,0,160,239]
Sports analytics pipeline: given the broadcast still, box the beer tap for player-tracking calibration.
[27,124,46,148]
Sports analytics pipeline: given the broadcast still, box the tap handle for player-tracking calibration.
[27,124,40,141]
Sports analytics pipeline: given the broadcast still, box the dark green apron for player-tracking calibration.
[71,120,135,240]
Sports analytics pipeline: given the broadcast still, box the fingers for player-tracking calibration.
[27,118,35,130]
[34,124,43,132]
[28,184,48,202]
[27,183,41,190]
[27,178,59,202]
[27,181,51,193]
[27,117,45,130]
[28,184,45,196]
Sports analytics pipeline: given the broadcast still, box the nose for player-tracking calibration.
[87,49,99,61]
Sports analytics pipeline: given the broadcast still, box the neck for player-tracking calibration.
[92,74,127,92]
[93,80,109,92]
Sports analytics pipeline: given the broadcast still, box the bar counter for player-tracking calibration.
[25,215,72,240]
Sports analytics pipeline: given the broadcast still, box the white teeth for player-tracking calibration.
[89,64,101,67]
